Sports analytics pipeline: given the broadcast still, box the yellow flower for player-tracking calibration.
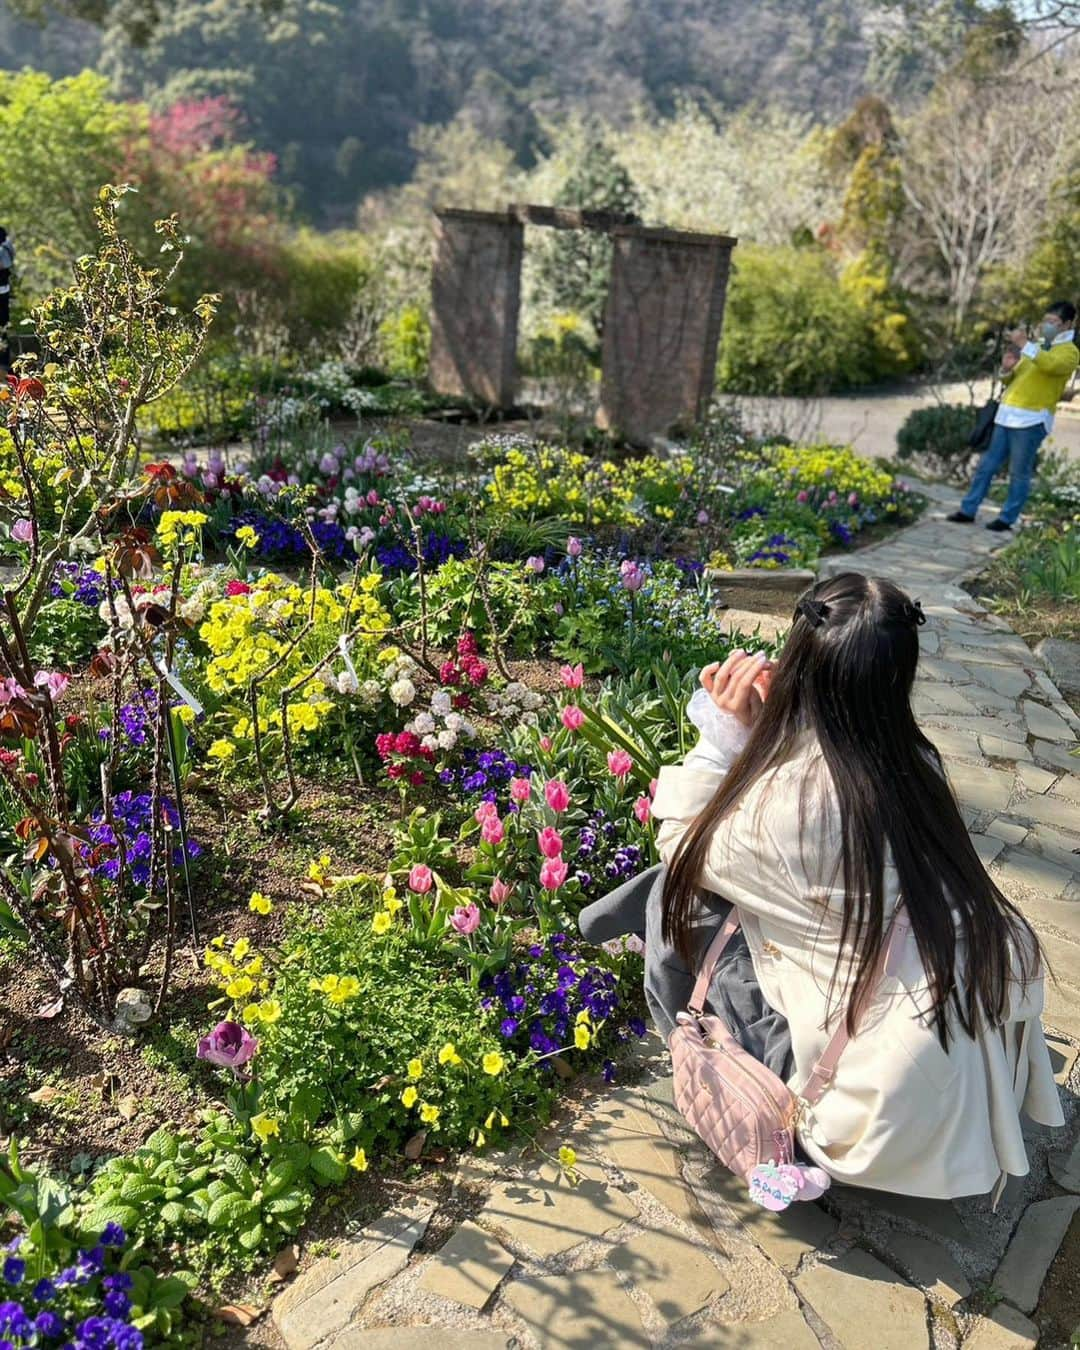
[482,1051,505,1077]
[251,1113,280,1144]
[384,894,403,915]
[210,934,225,949]
[419,1102,440,1125]
[245,956,264,978]
[328,975,360,1005]
[231,938,250,960]
[256,999,282,1024]
[349,1146,368,1172]
[574,1025,591,1051]
[372,911,392,935]
[241,1002,262,1024]
[438,1043,462,1067]
[575,1010,590,1025]
[249,891,272,915]
[406,1058,423,1080]
[207,739,236,761]
[308,855,332,885]
[226,975,255,1000]
[235,525,260,549]
[401,1085,418,1108]
[558,1145,577,1170]
[484,1109,510,1130]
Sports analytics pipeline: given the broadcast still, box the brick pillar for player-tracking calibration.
[429,209,523,408]
[597,227,736,444]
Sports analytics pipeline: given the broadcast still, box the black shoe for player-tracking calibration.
[986,518,1012,532]
[947,511,975,523]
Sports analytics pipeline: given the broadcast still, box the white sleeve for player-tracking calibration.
[1021,340,1041,360]
[652,693,751,859]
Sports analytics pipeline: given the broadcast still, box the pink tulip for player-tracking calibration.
[480,815,505,846]
[848,492,859,507]
[525,555,545,574]
[649,778,658,798]
[566,536,583,557]
[537,826,564,858]
[408,864,434,894]
[474,799,498,823]
[539,857,569,891]
[539,735,553,752]
[633,795,651,824]
[796,490,809,504]
[450,902,481,935]
[11,519,33,543]
[197,1020,258,1071]
[607,749,634,779]
[34,671,69,703]
[490,877,512,906]
[619,560,645,592]
[544,779,570,813]
[559,663,584,689]
[561,704,585,732]
[509,776,531,804]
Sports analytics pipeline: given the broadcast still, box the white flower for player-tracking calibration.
[431,690,452,716]
[504,682,526,701]
[413,711,436,735]
[437,728,457,751]
[389,678,417,707]
[359,679,382,705]
[336,670,359,695]
[444,712,464,733]
[520,711,538,727]
[421,734,439,751]
[522,691,543,710]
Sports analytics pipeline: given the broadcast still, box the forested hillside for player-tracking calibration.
[4,0,892,220]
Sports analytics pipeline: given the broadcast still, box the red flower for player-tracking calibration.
[225,580,252,596]
[8,374,45,402]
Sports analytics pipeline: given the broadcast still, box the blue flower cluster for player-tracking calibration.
[438,748,532,806]
[574,807,644,899]
[85,791,203,889]
[374,533,467,573]
[0,1225,142,1350]
[480,933,647,1077]
[223,509,351,560]
[98,692,155,748]
[49,563,110,608]
[747,533,799,566]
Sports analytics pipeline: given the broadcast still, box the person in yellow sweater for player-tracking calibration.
[949,300,1079,531]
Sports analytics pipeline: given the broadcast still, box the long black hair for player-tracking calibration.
[662,571,1040,1048]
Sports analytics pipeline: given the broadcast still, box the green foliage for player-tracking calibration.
[379,304,431,380]
[895,403,977,480]
[274,229,377,352]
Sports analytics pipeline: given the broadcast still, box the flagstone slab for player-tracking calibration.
[608,1223,729,1322]
[1016,763,1059,794]
[331,1330,509,1350]
[979,735,1033,762]
[885,1232,970,1306]
[993,1196,1080,1312]
[675,1310,821,1348]
[701,1167,837,1272]
[1013,794,1080,835]
[502,1268,650,1348]
[972,834,1005,866]
[993,850,1077,903]
[988,818,1029,845]
[970,666,1033,699]
[480,1160,638,1257]
[1023,700,1075,743]
[946,763,1016,814]
[1048,1134,1080,1192]
[1032,741,1080,778]
[417,1220,514,1310]
[963,1304,1040,1350]
[795,1249,929,1350]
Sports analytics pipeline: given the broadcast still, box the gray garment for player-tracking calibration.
[579,862,794,1080]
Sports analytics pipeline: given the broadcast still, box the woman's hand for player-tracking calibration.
[698,649,772,728]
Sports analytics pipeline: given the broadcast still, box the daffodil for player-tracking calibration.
[401,1085,418,1108]
[349,1146,368,1172]
[482,1051,505,1077]
[251,1113,280,1144]
[249,891,272,915]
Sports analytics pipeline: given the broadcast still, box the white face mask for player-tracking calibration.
[1042,321,1062,342]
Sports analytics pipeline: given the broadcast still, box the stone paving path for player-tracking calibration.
[272,490,1080,1350]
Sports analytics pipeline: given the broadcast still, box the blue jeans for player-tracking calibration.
[961,422,1046,525]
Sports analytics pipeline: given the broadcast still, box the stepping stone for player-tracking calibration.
[988,818,1028,846]
[330,1331,509,1350]
[1016,763,1058,794]
[608,1223,728,1322]
[927,726,985,762]
[916,657,974,685]
[972,834,1005,865]
[1032,741,1080,777]
[1029,823,1080,873]
[1037,637,1080,700]
[917,685,979,715]
[718,609,789,643]
[838,1190,973,1247]
[992,1195,1080,1312]
[702,1167,837,1272]
[675,1310,820,1348]
[274,1203,433,1350]
[795,1248,929,1349]
[480,1159,638,1257]
[417,1220,514,1310]
[972,666,1032,699]
[979,735,1032,762]
[947,763,1015,814]
[993,850,1076,904]
[1023,700,1074,742]
[1013,794,1080,835]
[1045,1032,1079,1085]
[963,1304,1039,1350]
[502,1268,649,1348]
[885,1232,970,1306]
[1048,1134,1080,1192]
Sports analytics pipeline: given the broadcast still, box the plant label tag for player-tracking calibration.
[338,634,359,684]
[157,661,204,716]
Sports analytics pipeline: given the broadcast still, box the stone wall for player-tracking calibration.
[429,209,523,407]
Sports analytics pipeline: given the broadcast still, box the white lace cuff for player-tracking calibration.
[686,687,752,771]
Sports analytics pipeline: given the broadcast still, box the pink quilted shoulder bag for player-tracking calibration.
[669,905,907,1205]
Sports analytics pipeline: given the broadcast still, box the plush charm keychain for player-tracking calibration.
[748,1161,831,1211]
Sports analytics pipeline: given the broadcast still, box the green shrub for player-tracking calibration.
[896,404,977,480]
[277,229,376,351]
[380,304,431,379]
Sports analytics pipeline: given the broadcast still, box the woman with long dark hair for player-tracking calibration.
[586,571,1063,1196]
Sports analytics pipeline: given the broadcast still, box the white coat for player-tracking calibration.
[652,693,1064,1198]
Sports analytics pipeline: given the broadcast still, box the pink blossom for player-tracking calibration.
[489,877,513,906]
[796,490,809,504]
[619,560,646,592]
[607,749,634,779]
[197,1020,258,1071]
[561,704,585,732]
[566,536,583,558]
[0,677,26,705]
[525,555,545,574]
[474,800,499,823]
[11,519,33,543]
[625,933,646,956]
[539,735,553,752]
[509,776,532,803]
[848,491,859,507]
[696,509,710,526]
[544,779,570,813]
[633,795,651,824]
[559,663,584,689]
[450,902,481,935]
[480,815,505,846]
[536,826,564,858]
[539,856,569,891]
[408,864,433,894]
[649,778,658,798]
[33,671,69,704]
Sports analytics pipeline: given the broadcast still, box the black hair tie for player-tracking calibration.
[907,599,927,627]
[797,598,829,628]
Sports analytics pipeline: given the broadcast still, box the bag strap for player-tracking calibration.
[687,903,911,1106]
[798,907,909,1108]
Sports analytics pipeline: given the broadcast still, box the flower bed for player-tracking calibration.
[0,201,925,1337]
